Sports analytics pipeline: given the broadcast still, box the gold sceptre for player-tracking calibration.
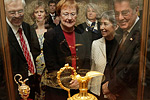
[14,74,30,100]
[57,64,103,100]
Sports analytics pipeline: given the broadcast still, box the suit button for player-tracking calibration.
[26,63,28,69]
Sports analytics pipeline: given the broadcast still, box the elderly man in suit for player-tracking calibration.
[4,0,40,99]
[102,0,141,100]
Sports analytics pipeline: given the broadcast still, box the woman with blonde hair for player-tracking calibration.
[29,0,50,75]
[29,0,50,99]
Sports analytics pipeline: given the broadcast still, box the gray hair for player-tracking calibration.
[85,3,101,19]
[100,10,117,27]
[113,0,138,10]
[4,0,26,7]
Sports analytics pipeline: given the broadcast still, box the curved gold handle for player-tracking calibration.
[57,63,77,98]
[14,74,23,86]
[14,74,29,86]
[14,74,30,100]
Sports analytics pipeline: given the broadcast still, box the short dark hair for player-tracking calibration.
[48,0,56,6]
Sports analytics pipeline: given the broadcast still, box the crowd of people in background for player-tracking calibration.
[0,0,150,100]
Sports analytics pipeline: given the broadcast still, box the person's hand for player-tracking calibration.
[102,81,118,100]
[102,81,110,95]
[69,79,79,89]
[105,93,117,100]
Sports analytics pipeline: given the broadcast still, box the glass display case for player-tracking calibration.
[0,0,149,100]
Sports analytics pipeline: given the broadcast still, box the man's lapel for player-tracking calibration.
[113,34,134,67]
[8,25,26,60]
[112,19,141,67]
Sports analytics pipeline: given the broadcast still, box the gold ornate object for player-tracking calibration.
[57,64,103,100]
[14,74,30,100]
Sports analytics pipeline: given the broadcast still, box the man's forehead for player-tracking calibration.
[5,0,24,10]
[49,3,56,6]
[114,1,130,6]
[114,1,131,11]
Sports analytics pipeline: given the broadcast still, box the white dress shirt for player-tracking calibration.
[50,13,56,21]
[6,17,36,75]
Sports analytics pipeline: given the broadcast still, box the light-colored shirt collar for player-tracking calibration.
[127,16,139,33]
[50,13,55,17]
[6,17,23,34]
[86,19,97,26]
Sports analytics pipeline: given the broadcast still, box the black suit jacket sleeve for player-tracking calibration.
[109,41,140,93]
[29,24,41,61]
[43,27,61,72]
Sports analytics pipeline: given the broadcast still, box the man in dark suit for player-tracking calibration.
[4,0,40,99]
[102,0,141,100]
[47,0,58,28]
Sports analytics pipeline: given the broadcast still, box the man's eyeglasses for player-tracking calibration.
[115,10,130,18]
[62,12,76,17]
[8,9,24,17]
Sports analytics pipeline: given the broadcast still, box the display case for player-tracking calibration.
[0,0,149,100]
